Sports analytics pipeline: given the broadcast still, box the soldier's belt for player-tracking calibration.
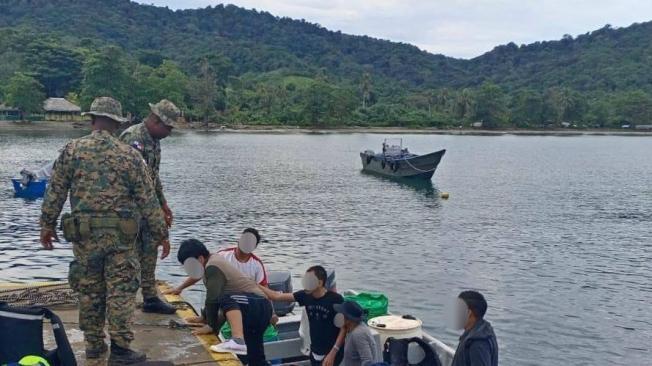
[61,213,138,242]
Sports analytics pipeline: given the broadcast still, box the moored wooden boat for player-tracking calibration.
[360,139,445,180]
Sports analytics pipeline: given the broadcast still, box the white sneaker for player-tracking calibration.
[209,339,248,355]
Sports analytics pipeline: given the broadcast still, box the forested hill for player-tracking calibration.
[0,0,465,88]
[1,0,652,128]
[469,22,652,93]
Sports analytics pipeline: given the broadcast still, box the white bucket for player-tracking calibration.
[368,315,423,346]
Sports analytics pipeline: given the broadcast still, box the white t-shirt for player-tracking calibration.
[217,247,268,286]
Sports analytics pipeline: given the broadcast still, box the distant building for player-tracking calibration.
[561,122,571,128]
[43,98,82,121]
[0,104,20,120]
[635,124,652,130]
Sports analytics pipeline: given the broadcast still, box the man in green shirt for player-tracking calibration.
[177,239,272,366]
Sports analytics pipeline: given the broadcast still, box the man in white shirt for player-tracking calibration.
[164,228,268,295]
[215,231,268,286]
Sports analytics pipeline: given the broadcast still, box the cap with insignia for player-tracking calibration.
[82,97,128,123]
[149,99,181,128]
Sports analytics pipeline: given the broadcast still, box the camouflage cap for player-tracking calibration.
[149,99,181,128]
[81,97,127,123]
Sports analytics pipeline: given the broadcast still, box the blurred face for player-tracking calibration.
[302,271,322,294]
[146,113,173,139]
[183,256,206,279]
[333,313,345,328]
[454,298,472,330]
[238,232,258,254]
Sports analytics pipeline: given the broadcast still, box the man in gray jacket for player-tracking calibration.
[451,291,498,366]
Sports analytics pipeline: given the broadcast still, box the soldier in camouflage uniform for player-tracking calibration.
[40,97,170,365]
[120,99,179,314]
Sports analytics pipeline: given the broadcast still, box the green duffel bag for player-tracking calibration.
[344,292,389,321]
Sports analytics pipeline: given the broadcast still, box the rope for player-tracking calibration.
[401,157,439,173]
[0,284,77,307]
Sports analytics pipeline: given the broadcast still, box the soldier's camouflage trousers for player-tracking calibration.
[138,219,158,299]
[68,229,140,349]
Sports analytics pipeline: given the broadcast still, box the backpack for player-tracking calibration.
[383,337,442,366]
[0,302,77,366]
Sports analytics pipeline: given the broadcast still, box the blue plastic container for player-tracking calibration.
[12,178,48,199]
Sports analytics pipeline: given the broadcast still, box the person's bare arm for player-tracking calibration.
[258,284,296,302]
[323,326,347,366]
[164,276,201,295]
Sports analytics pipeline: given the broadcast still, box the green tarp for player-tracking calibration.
[344,292,389,321]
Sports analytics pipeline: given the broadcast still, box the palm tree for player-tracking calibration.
[454,88,474,120]
[360,71,371,109]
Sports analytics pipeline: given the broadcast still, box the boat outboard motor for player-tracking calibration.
[326,269,337,291]
[383,337,441,366]
[267,271,294,316]
[0,302,77,366]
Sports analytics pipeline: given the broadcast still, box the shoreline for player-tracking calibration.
[2,120,651,136]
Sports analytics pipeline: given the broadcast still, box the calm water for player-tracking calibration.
[1,130,651,365]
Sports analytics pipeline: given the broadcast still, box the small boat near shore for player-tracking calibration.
[11,162,53,199]
[361,139,445,180]
[12,177,48,199]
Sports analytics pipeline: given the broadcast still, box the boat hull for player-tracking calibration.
[12,178,48,199]
[360,149,446,180]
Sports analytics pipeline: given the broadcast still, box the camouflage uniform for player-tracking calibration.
[40,97,168,350]
[119,100,179,300]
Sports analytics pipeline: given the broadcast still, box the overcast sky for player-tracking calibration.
[138,0,652,58]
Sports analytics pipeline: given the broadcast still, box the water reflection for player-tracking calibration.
[0,131,651,366]
[360,171,440,199]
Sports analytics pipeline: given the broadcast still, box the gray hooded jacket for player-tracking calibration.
[451,319,498,366]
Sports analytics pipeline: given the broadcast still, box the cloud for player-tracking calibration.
[138,0,652,58]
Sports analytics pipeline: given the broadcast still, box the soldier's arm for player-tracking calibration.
[121,129,167,206]
[153,167,167,206]
[129,154,168,243]
[40,143,74,230]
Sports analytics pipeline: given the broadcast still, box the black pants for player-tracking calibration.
[221,293,273,366]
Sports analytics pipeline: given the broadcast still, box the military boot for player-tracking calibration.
[85,342,108,359]
[108,341,146,365]
[142,296,177,314]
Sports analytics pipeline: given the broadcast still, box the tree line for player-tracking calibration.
[1,32,652,128]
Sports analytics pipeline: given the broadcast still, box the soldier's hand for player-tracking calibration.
[40,228,56,250]
[159,239,171,260]
[162,203,173,228]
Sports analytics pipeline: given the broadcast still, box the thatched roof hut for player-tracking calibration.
[43,98,82,121]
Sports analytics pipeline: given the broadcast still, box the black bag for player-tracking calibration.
[383,337,442,366]
[0,302,77,366]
